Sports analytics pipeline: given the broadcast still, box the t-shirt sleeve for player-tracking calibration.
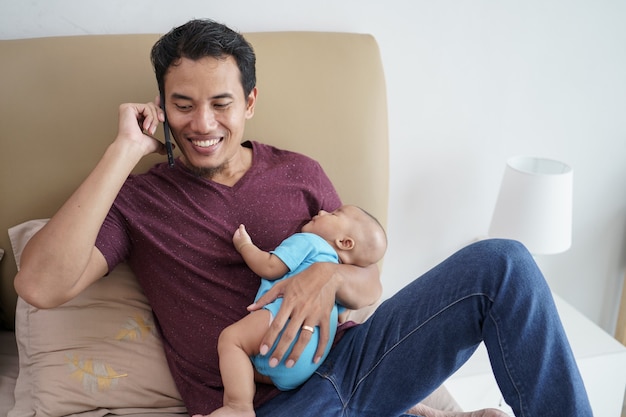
[95,203,131,273]
[270,234,317,272]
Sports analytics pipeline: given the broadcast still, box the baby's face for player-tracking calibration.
[301,205,360,240]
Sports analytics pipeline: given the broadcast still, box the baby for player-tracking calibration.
[202,204,387,417]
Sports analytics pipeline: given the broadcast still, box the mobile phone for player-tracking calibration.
[160,92,175,168]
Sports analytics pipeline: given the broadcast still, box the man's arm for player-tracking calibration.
[249,261,381,368]
[233,224,289,280]
[14,102,167,308]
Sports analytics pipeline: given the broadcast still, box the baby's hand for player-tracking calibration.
[233,224,253,252]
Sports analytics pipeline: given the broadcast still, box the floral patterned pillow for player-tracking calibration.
[8,219,186,417]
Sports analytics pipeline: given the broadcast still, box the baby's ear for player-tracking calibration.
[336,237,355,250]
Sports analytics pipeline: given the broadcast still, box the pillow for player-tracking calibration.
[8,219,187,417]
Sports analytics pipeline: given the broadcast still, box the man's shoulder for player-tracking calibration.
[126,159,187,182]
[249,140,319,164]
[118,160,190,198]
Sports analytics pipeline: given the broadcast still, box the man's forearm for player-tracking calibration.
[14,139,143,308]
[333,263,382,310]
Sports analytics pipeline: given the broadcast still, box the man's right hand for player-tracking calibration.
[116,99,170,157]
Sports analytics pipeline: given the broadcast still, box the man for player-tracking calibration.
[15,19,592,417]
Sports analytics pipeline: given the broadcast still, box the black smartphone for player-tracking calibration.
[160,92,175,168]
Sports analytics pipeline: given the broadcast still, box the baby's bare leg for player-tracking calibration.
[205,310,272,417]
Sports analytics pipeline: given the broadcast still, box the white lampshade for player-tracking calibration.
[488,156,573,255]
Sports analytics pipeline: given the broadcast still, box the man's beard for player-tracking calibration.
[185,162,225,179]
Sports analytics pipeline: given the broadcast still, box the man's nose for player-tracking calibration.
[192,105,218,132]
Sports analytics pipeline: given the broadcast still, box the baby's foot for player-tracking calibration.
[194,405,256,417]
[406,403,509,417]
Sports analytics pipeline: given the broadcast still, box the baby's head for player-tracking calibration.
[301,205,387,267]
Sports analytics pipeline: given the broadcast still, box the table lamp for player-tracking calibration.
[488,156,573,255]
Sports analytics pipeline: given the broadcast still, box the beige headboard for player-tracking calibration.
[0,32,388,330]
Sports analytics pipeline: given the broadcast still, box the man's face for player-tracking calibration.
[163,55,256,177]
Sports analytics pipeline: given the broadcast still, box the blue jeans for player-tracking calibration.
[256,239,592,417]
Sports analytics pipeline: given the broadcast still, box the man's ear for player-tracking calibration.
[245,87,258,119]
[336,237,355,250]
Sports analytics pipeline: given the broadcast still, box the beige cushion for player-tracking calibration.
[8,220,186,417]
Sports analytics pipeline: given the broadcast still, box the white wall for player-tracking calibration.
[2,0,625,333]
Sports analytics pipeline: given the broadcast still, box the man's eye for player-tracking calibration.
[214,102,232,109]
[175,104,192,111]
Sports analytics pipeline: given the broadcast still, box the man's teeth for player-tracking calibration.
[192,138,220,148]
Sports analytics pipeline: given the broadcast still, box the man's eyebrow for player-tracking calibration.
[169,92,234,101]
[211,93,235,100]
[170,92,193,101]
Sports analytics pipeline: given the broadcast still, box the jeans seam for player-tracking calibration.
[314,370,348,413]
[488,309,527,417]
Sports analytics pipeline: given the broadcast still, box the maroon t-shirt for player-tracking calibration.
[96,141,342,414]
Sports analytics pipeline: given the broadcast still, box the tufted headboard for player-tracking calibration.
[0,32,388,330]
